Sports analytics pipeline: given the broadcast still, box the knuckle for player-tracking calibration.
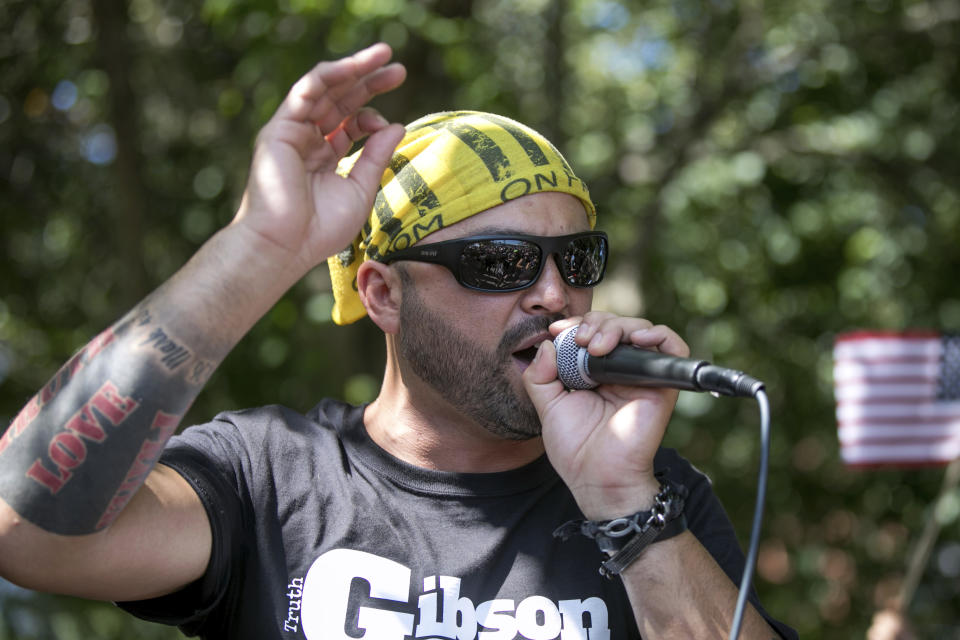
[582,310,615,324]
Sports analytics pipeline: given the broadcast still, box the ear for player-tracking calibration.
[357,260,403,334]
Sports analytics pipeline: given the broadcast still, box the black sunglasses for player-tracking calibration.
[380,231,608,292]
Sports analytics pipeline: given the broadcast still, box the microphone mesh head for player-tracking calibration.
[553,326,597,390]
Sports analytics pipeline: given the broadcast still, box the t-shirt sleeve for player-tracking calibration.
[115,417,251,637]
[655,448,798,640]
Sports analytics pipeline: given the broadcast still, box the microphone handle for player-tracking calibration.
[586,347,706,391]
[588,347,764,397]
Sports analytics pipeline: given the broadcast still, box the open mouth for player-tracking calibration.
[510,331,551,370]
[512,346,539,367]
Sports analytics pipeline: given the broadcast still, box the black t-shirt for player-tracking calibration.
[118,399,796,639]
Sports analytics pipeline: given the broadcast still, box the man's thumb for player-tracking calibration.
[522,340,566,407]
[347,123,405,192]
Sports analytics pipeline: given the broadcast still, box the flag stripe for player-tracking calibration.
[834,383,935,400]
[841,438,960,465]
[835,375,939,387]
[839,423,960,442]
[834,363,942,380]
[834,338,942,360]
[838,397,946,407]
[838,402,960,418]
[835,329,941,341]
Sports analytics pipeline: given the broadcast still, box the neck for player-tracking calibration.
[364,351,545,473]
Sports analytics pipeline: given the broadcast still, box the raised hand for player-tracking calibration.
[233,43,407,274]
[0,44,406,600]
[522,312,689,519]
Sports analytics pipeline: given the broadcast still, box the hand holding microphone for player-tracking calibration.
[522,314,763,513]
[527,319,772,640]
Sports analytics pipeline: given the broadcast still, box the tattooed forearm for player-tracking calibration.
[0,303,220,534]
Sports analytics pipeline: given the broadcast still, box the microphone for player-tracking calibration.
[553,326,765,398]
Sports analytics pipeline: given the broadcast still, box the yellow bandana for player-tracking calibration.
[328,110,596,325]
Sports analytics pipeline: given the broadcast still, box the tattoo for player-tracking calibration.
[187,359,216,386]
[0,304,217,534]
[135,320,214,385]
[96,410,180,529]
[24,381,139,494]
[141,327,192,370]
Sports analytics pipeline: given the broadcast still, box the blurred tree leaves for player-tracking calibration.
[2,0,960,637]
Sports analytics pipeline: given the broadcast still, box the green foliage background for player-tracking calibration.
[2,0,960,637]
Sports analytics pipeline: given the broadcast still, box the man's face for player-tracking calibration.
[393,191,595,439]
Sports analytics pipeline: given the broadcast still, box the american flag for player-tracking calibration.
[833,331,960,468]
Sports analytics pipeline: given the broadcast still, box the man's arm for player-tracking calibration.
[618,531,779,638]
[524,312,784,639]
[0,43,406,601]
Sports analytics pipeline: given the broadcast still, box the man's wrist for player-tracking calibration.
[554,473,689,578]
[576,478,662,521]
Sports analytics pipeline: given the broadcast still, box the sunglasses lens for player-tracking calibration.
[460,240,541,290]
[561,235,607,286]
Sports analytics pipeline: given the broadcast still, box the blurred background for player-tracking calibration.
[2,0,959,637]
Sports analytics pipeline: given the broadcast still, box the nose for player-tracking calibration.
[520,255,569,314]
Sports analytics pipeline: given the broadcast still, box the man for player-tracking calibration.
[0,44,795,639]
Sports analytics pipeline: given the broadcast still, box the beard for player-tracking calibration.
[395,281,558,440]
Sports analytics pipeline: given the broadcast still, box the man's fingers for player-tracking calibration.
[361,62,408,96]
[294,43,394,104]
[325,108,392,159]
[628,325,690,358]
[354,107,392,134]
[295,62,405,135]
[276,43,406,130]
[316,63,406,130]
[549,314,690,359]
[343,123,406,195]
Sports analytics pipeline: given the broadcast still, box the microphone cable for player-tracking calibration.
[728,386,770,640]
